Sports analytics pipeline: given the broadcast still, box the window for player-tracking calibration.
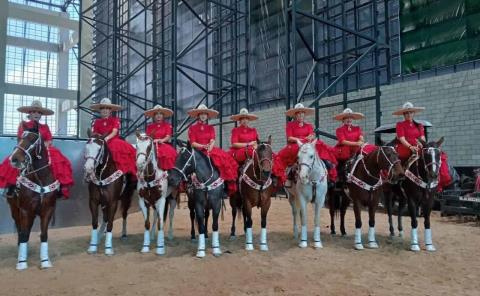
[66,109,77,136]
[68,47,78,90]
[7,18,59,43]
[8,0,62,12]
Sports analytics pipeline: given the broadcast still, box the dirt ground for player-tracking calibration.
[0,196,479,296]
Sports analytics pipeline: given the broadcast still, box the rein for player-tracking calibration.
[136,137,168,190]
[240,144,273,192]
[404,147,441,190]
[85,138,123,187]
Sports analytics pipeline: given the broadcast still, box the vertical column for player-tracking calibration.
[57,25,70,136]
[0,1,8,135]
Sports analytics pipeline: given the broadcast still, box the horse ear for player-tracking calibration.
[135,129,141,139]
[87,128,92,138]
[436,136,444,147]
[417,138,427,147]
[267,135,272,145]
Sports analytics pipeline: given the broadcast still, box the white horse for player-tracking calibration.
[136,133,176,255]
[286,140,328,249]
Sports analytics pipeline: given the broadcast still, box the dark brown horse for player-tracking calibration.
[8,121,59,270]
[347,146,404,250]
[327,159,350,236]
[233,137,274,251]
[84,131,136,255]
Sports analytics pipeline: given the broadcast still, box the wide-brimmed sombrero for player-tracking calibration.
[187,104,219,119]
[392,102,425,116]
[333,108,365,121]
[144,105,173,118]
[17,100,54,116]
[89,98,123,112]
[285,103,315,117]
[230,108,258,121]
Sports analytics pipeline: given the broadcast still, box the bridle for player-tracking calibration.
[14,131,50,175]
[297,142,327,183]
[84,137,108,179]
[136,136,156,178]
[404,145,441,190]
[173,147,221,191]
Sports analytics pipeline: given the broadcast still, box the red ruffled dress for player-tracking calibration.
[0,121,74,197]
[334,124,377,161]
[146,121,177,170]
[228,125,258,165]
[272,120,337,184]
[188,121,238,193]
[396,120,451,191]
[92,117,137,176]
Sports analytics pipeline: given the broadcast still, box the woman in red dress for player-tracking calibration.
[0,101,74,198]
[187,104,238,195]
[393,102,452,191]
[144,105,177,170]
[89,98,136,178]
[272,103,337,185]
[333,108,377,162]
[228,108,259,166]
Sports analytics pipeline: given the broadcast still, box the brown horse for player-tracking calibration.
[347,146,404,250]
[234,137,274,251]
[84,131,136,255]
[327,159,350,236]
[8,121,59,270]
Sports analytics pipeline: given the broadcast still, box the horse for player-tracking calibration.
[7,121,59,270]
[84,130,136,255]
[286,140,328,249]
[346,146,404,250]
[186,179,211,241]
[169,142,225,258]
[135,131,177,254]
[396,138,444,252]
[234,137,274,251]
[327,159,350,236]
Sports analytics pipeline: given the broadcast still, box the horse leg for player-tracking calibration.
[167,195,176,240]
[385,191,395,237]
[204,207,210,240]
[407,196,420,252]
[313,197,323,249]
[423,197,436,252]
[340,192,349,236]
[288,192,299,240]
[328,190,336,236]
[16,207,34,270]
[139,197,150,253]
[367,194,379,249]
[189,200,196,242]
[87,192,100,254]
[39,202,55,269]
[353,198,364,250]
[120,196,132,240]
[243,200,254,251]
[155,196,167,255]
[259,195,271,251]
[194,194,206,258]
[104,199,119,256]
[398,196,405,237]
[298,192,308,249]
[211,192,222,257]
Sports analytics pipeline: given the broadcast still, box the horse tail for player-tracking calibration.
[328,188,342,218]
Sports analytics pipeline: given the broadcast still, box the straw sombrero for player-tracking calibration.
[187,104,219,119]
[333,108,365,121]
[285,103,314,117]
[89,98,123,112]
[392,102,425,116]
[144,105,173,118]
[230,108,258,121]
[17,100,54,116]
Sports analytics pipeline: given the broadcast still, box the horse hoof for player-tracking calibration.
[140,247,150,253]
[259,244,269,251]
[368,242,379,249]
[105,248,115,256]
[298,241,308,248]
[40,260,52,269]
[354,243,364,250]
[398,231,404,238]
[341,233,347,237]
[313,241,323,249]
[330,232,336,237]
[196,250,206,258]
[410,244,421,252]
[229,235,237,241]
[155,247,165,255]
[16,262,28,270]
[245,243,254,251]
[121,235,128,241]
[425,244,436,252]
[167,235,174,241]
[191,238,197,243]
[87,246,98,254]
[212,247,222,257]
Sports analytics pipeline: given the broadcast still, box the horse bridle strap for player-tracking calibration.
[404,155,439,189]
[240,159,272,191]
[139,171,168,189]
[347,147,390,192]
[191,174,224,191]
[87,170,123,187]
[17,176,60,197]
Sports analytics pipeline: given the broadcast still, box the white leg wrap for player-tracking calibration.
[299,225,308,248]
[313,226,322,249]
[87,229,98,254]
[16,242,28,270]
[354,228,364,250]
[40,242,52,269]
[141,230,150,253]
[245,228,254,251]
[425,229,436,252]
[196,234,206,258]
[259,228,268,251]
[212,231,222,256]
[410,228,420,252]
[156,230,165,255]
[368,227,379,249]
[105,232,114,256]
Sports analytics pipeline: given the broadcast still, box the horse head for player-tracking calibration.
[417,137,443,182]
[84,128,107,175]
[10,121,43,169]
[375,146,404,183]
[256,136,273,176]
[296,139,319,185]
[135,130,154,174]
[170,141,195,187]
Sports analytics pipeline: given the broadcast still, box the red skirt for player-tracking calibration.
[107,138,137,176]
[156,143,177,170]
[202,147,238,195]
[0,147,74,197]
[229,146,255,165]
[334,144,377,161]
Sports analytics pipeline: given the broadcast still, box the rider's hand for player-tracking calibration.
[409,145,418,153]
[357,140,364,146]
[306,134,315,142]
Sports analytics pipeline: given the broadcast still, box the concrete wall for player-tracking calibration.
[215,68,480,167]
